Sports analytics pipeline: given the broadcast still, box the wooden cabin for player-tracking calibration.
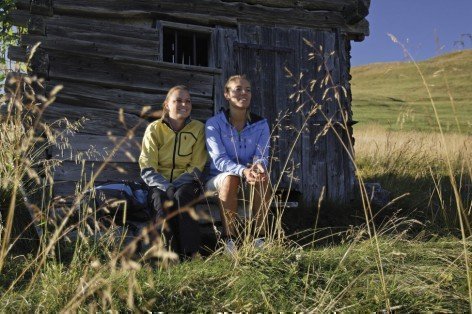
[7,0,370,210]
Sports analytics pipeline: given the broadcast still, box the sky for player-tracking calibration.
[351,0,472,66]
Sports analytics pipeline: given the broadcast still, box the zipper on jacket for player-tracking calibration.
[170,131,178,182]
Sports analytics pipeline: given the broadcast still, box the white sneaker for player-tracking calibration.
[253,237,265,249]
[225,239,237,256]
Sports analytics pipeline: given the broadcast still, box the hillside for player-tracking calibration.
[351,50,472,133]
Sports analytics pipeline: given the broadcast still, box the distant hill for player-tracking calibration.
[350,50,472,133]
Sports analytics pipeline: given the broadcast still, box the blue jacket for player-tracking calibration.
[205,110,270,178]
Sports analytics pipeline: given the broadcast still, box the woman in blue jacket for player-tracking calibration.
[205,75,271,252]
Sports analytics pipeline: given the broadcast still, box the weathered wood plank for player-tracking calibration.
[8,2,369,37]
[14,0,30,11]
[42,103,149,136]
[230,0,357,11]
[51,0,348,29]
[45,15,158,41]
[273,27,301,191]
[10,12,159,41]
[48,93,212,123]
[21,34,159,60]
[45,27,158,50]
[344,18,369,41]
[53,161,142,182]
[51,134,143,162]
[299,28,321,207]
[6,9,30,27]
[45,81,214,114]
[30,0,53,16]
[213,26,238,112]
[337,31,356,202]
[28,46,49,78]
[325,126,345,203]
[111,56,222,75]
[7,46,27,62]
[322,31,339,122]
[344,0,370,24]
[47,52,215,97]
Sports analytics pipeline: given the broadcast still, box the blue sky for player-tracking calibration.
[351,0,472,66]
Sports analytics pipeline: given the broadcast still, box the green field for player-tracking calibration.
[1,47,471,312]
[351,50,472,133]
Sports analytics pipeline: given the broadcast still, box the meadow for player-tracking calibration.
[351,50,472,133]
[1,48,471,311]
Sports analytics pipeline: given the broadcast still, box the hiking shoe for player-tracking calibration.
[225,238,237,256]
[253,237,265,249]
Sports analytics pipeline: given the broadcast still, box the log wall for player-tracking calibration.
[7,0,369,206]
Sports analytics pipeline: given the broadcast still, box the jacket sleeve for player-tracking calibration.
[139,123,172,191]
[253,121,270,169]
[205,119,246,177]
[172,124,208,187]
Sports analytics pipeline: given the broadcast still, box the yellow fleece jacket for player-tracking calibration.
[139,118,207,191]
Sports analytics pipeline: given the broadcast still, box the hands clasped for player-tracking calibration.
[243,163,268,185]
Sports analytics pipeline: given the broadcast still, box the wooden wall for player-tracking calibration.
[232,25,355,205]
[7,0,368,207]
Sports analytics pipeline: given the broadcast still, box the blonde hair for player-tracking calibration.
[162,85,189,119]
[224,74,251,93]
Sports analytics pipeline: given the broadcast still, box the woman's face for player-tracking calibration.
[165,89,192,121]
[224,78,252,110]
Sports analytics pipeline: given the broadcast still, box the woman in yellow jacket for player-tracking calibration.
[139,85,207,259]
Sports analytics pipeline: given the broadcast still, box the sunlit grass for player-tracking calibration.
[0,39,471,312]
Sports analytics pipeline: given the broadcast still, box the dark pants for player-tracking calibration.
[150,182,201,259]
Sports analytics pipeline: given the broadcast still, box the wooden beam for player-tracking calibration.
[47,52,215,97]
[30,0,53,16]
[27,46,49,78]
[344,19,369,41]
[28,16,46,35]
[51,0,347,29]
[229,0,357,12]
[7,46,27,62]
[111,56,222,75]
[14,0,30,11]
[21,34,159,60]
[159,20,214,34]
[42,103,149,137]
[50,134,143,162]
[345,0,370,24]
[45,80,214,112]
[6,10,30,27]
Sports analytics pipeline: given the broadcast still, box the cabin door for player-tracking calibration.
[233,25,300,191]
[234,25,355,206]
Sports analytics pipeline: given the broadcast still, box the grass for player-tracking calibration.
[355,125,471,230]
[351,50,472,133]
[0,234,470,312]
[1,43,471,311]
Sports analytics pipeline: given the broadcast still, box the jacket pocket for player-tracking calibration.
[178,132,197,157]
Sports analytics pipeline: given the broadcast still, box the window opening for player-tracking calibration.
[163,27,210,67]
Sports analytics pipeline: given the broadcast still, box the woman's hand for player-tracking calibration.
[243,163,268,185]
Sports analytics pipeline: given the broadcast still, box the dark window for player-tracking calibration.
[163,27,210,67]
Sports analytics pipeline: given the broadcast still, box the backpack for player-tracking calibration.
[86,181,152,225]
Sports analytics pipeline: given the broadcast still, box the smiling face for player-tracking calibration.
[165,89,192,121]
[224,78,252,110]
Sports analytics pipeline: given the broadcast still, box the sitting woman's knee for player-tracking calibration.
[222,175,239,190]
[219,175,239,197]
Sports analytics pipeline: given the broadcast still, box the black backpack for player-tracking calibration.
[86,181,152,225]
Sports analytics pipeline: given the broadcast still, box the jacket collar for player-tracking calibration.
[161,115,192,131]
[222,108,264,126]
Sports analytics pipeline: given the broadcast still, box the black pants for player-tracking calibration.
[150,182,201,259]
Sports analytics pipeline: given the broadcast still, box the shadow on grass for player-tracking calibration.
[280,172,471,247]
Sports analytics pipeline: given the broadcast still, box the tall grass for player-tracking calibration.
[0,38,471,312]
